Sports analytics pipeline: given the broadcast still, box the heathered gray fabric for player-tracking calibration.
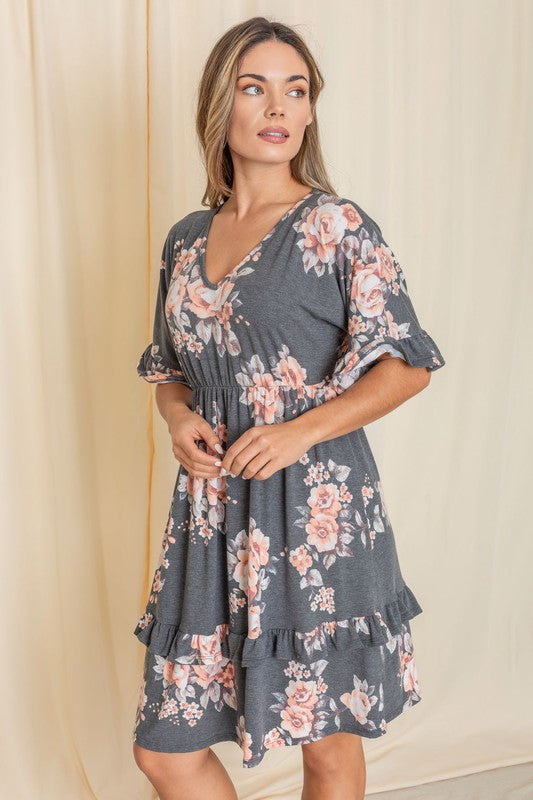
[131,188,445,768]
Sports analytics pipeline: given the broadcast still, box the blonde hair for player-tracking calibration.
[195,16,336,208]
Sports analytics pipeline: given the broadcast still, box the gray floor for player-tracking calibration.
[369,760,533,799]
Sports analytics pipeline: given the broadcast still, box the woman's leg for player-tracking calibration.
[301,732,366,800]
[133,743,238,800]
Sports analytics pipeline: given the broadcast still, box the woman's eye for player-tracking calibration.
[241,84,306,97]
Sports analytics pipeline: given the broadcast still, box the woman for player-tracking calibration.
[132,16,445,800]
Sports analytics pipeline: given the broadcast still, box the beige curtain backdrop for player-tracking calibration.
[1,0,531,797]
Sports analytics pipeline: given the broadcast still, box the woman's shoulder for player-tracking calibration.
[299,191,384,249]
[316,191,382,234]
[165,207,211,243]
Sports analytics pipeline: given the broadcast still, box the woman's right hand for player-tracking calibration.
[166,405,225,479]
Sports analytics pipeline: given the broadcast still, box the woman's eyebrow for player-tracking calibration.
[236,72,309,84]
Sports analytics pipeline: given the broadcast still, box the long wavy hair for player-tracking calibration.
[195,16,336,208]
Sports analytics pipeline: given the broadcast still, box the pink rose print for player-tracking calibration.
[295,199,363,276]
[132,652,237,738]
[340,678,378,725]
[361,474,390,549]
[235,345,329,423]
[268,659,339,747]
[226,517,280,638]
[291,457,369,610]
[165,237,252,360]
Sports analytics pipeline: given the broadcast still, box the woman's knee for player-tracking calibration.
[302,732,363,773]
[132,741,210,781]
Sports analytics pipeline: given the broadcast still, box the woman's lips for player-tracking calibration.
[257,132,289,143]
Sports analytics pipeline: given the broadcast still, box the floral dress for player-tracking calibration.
[132,188,445,768]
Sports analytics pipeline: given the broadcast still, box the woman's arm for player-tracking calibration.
[155,383,193,428]
[289,354,431,448]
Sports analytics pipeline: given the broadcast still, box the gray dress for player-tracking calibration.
[132,188,445,768]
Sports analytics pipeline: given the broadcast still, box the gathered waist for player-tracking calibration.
[188,379,346,424]
[191,379,331,395]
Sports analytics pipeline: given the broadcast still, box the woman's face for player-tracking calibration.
[226,40,314,168]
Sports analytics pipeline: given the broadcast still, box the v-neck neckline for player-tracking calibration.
[199,188,319,290]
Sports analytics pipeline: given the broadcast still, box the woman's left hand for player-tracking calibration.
[219,420,315,480]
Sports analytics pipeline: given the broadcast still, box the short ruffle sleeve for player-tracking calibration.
[329,205,445,395]
[136,227,191,386]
